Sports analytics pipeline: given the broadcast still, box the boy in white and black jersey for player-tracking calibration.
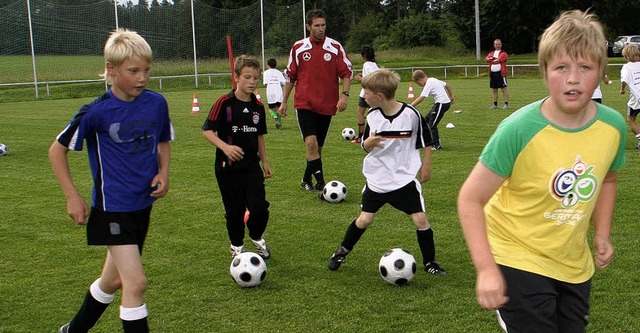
[328,69,447,276]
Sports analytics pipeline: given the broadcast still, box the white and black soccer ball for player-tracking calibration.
[379,248,416,286]
[341,127,356,141]
[321,180,347,203]
[0,143,7,156]
[230,252,267,288]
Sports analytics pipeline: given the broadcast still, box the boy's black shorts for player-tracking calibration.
[296,109,332,147]
[361,180,425,215]
[496,265,591,333]
[268,102,281,109]
[87,206,152,251]
[628,107,640,117]
[489,71,508,89]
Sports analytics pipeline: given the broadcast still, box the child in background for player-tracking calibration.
[50,29,173,333]
[619,44,640,149]
[203,55,273,259]
[352,44,379,143]
[458,10,625,332]
[328,69,447,276]
[263,58,285,129]
[411,70,455,150]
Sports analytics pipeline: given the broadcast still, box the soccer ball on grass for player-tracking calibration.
[379,248,416,286]
[321,180,347,203]
[230,252,267,287]
[0,143,7,156]
[341,128,356,141]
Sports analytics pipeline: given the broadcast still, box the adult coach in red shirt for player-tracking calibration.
[485,38,510,110]
[279,9,353,192]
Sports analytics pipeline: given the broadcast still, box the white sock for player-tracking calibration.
[120,304,148,321]
[90,278,115,304]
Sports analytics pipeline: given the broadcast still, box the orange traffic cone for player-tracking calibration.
[407,83,415,100]
[255,89,262,102]
[191,93,200,114]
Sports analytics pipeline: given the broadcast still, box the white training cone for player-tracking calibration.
[445,123,455,129]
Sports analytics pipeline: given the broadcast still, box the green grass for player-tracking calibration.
[1,78,639,332]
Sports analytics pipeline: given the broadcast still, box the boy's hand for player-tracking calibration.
[419,164,431,182]
[67,195,89,225]
[476,267,509,310]
[594,234,614,268]
[150,175,169,198]
[364,132,385,151]
[262,163,273,179]
[223,145,244,162]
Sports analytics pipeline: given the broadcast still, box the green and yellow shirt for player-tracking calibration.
[480,99,626,283]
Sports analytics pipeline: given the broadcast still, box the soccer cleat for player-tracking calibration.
[230,244,244,258]
[351,137,362,144]
[636,142,640,150]
[300,181,314,192]
[328,246,350,271]
[314,182,325,192]
[502,104,509,110]
[489,105,498,110]
[431,145,442,151]
[58,323,70,333]
[274,117,282,129]
[251,238,271,259]
[424,261,447,276]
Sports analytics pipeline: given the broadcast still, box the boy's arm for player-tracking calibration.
[151,141,170,198]
[203,130,244,162]
[418,146,432,182]
[410,95,425,107]
[445,83,455,104]
[591,171,617,268]
[457,162,509,310]
[48,141,89,225]
[257,135,273,178]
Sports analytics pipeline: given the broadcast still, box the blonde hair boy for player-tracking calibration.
[102,29,152,85]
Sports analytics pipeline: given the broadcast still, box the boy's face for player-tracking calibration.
[414,77,426,87]
[544,51,599,115]
[306,17,326,42]
[234,66,260,96]
[363,88,382,108]
[108,56,150,102]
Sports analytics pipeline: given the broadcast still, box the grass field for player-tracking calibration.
[1,77,639,332]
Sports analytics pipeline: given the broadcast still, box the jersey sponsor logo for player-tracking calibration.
[323,53,332,62]
[108,121,157,153]
[377,130,412,138]
[231,125,258,133]
[302,52,311,61]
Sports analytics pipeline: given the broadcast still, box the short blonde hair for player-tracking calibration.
[538,10,607,81]
[234,55,261,75]
[361,69,400,100]
[622,44,640,62]
[102,29,152,85]
[412,70,426,82]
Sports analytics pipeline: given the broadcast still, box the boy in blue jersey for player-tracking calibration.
[203,55,273,259]
[458,10,625,332]
[50,29,173,333]
[327,69,447,276]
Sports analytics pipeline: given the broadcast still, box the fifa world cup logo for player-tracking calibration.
[549,157,598,208]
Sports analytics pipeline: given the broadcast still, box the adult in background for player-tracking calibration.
[279,8,353,192]
[485,39,510,110]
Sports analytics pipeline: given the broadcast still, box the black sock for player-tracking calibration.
[493,101,498,106]
[417,228,436,265]
[122,318,149,333]
[303,160,313,183]
[342,220,366,251]
[309,158,324,185]
[68,291,110,332]
[505,102,509,106]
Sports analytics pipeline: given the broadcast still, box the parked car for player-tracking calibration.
[612,35,640,57]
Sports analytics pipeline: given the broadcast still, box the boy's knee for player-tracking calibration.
[125,276,148,297]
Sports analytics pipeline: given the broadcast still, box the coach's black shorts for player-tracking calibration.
[496,265,591,333]
[87,206,152,251]
[358,96,370,108]
[361,180,425,215]
[490,71,507,89]
[296,109,332,147]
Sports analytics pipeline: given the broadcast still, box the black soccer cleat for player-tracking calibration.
[328,246,349,271]
[58,323,70,333]
[424,261,447,276]
[300,181,314,192]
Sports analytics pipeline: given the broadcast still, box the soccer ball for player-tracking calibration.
[341,127,356,141]
[321,180,347,203]
[379,248,417,286]
[0,143,7,156]
[229,252,267,288]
